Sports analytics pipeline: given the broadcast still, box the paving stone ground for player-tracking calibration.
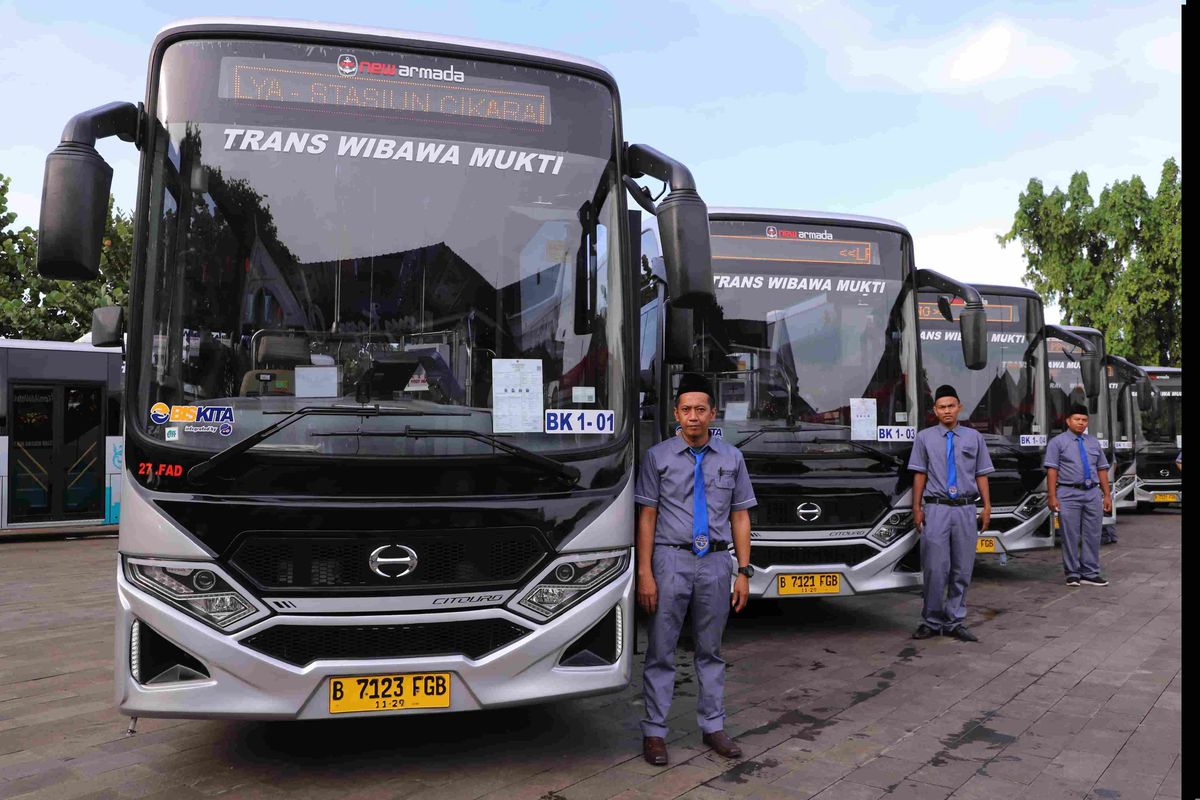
[0,511,1182,800]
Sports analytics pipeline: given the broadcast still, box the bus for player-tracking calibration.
[641,209,989,600]
[36,17,715,720]
[1107,356,1151,519]
[916,286,1103,557]
[1135,366,1182,508]
[1,339,123,535]
[1048,326,1115,532]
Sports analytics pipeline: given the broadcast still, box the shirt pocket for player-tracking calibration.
[714,468,737,490]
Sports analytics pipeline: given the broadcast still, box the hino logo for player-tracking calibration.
[1160,469,1171,478]
[368,544,418,578]
[795,502,822,522]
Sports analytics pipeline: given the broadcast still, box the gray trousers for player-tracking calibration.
[1059,486,1102,579]
[641,545,733,738]
[920,504,977,631]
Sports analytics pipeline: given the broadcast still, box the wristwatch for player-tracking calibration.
[736,564,754,578]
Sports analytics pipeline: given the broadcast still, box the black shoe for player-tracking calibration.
[1065,577,1080,586]
[1080,575,1109,586]
[642,736,668,766]
[912,623,939,639]
[946,625,979,642]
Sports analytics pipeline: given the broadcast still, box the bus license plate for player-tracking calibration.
[1153,493,1179,503]
[976,537,998,553]
[328,672,451,714]
[777,573,840,595]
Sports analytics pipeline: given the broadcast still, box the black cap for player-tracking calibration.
[934,384,959,402]
[675,373,715,404]
[1069,403,1090,417]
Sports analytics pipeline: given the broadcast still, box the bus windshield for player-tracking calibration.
[687,219,917,451]
[1048,337,1110,442]
[1143,374,1182,445]
[136,39,626,457]
[918,292,1046,442]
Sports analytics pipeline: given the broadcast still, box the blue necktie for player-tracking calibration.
[691,447,710,557]
[1077,436,1093,485]
[945,430,958,497]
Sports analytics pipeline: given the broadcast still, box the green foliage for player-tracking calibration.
[999,159,1182,367]
[0,172,133,341]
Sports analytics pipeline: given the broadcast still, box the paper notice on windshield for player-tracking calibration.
[492,359,544,433]
[295,366,339,398]
[850,398,877,441]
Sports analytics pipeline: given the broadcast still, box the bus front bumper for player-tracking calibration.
[742,529,922,599]
[114,565,633,720]
[1135,480,1182,505]
[978,506,1053,554]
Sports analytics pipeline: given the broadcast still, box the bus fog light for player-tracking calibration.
[1114,475,1135,492]
[869,512,913,547]
[1014,492,1047,519]
[515,551,629,620]
[125,559,261,631]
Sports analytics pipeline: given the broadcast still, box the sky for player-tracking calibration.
[0,1,1182,323]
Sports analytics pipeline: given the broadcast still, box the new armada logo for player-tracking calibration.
[795,502,823,522]
[368,544,419,578]
[337,54,358,76]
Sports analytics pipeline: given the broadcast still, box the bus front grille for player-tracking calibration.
[749,544,880,569]
[241,618,532,667]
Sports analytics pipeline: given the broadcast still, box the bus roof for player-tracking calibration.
[706,207,911,237]
[0,338,121,354]
[154,17,616,85]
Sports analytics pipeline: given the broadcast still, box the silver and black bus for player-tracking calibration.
[1107,356,1151,517]
[37,17,714,720]
[917,285,1102,556]
[641,209,987,599]
[1135,366,1182,508]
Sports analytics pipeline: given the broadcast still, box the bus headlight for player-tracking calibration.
[1114,474,1136,493]
[513,550,629,621]
[124,558,266,631]
[1014,493,1047,519]
[869,512,913,547]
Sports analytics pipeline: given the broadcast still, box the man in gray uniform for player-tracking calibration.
[909,385,994,642]
[635,373,756,766]
[1046,403,1112,586]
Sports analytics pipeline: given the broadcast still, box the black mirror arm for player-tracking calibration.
[914,268,986,311]
[59,102,142,148]
[1043,324,1096,355]
[624,143,700,216]
[1106,354,1148,386]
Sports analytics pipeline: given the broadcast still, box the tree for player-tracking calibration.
[998,159,1182,367]
[0,172,133,341]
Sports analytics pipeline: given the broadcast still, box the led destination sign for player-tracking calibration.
[712,233,877,266]
[219,58,551,127]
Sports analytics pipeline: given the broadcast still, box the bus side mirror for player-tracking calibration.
[657,192,714,310]
[1135,378,1153,412]
[958,307,988,370]
[91,306,124,348]
[38,144,113,280]
[665,306,694,364]
[37,102,140,280]
[1080,354,1103,399]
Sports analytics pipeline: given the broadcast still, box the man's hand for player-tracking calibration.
[979,506,991,532]
[637,572,658,615]
[913,507,924,534]
[1047,496,1060,513]
[732,574,749,612]
[1103,493,1113,514]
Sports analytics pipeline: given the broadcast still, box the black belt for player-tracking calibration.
[658,542,731,551]
[1058,481,1099,490]
[922,496,978,506]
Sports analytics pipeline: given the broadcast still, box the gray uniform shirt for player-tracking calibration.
[908,423,995,499]
[634,436,757,546]
[1045,431,1109,484]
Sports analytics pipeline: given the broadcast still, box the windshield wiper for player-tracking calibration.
[320,427,581,487]
[188,405,461,483]
[732,422,825,448]
[807,438,907,468]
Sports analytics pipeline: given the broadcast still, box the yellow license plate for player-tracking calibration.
[976,537,998,553]
[1153,493,1179,503]
[777,573,841,595]
[328,672,451,714]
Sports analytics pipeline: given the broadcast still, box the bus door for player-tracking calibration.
[8,384,105,523]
